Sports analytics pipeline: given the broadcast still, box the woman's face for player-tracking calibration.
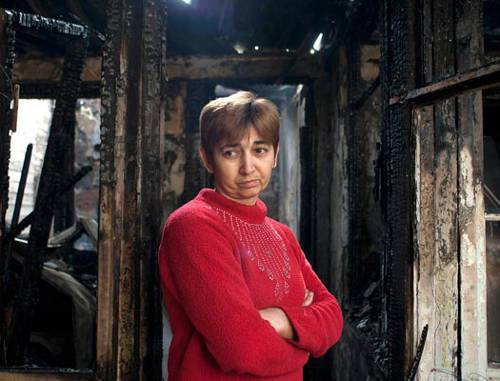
[200,127,277,205]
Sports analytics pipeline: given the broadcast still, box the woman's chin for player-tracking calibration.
[235,187,262,202]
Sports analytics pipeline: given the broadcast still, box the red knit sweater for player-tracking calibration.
[158,189,343,381]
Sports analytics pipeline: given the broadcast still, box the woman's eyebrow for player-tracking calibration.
[219,143,241,149]
[253,140,272,146]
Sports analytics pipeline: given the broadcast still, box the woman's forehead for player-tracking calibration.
[219,127,272,147]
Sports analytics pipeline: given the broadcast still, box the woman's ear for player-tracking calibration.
[273,145,280,168]
[199,147,214,174]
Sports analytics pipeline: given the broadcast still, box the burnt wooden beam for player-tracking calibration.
[390,59,500,105]
[381,0,415,378]
[2,144,32,315]
[0,369,93,381]
[13,56,101,82]
[4,9,87,38]
[98,0,165,380]
[17,81,101,99]
[13,53,324,83]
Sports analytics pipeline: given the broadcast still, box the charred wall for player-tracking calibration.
[327,39,386,380]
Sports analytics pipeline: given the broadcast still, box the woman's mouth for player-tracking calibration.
[238,179,260,188]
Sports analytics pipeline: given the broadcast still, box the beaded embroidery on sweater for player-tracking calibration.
[211,206,291,301]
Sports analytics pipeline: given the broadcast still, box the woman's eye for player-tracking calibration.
[223,150,237,158]
[255,147,269,155]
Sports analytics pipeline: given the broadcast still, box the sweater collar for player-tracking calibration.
[197,188,267,224]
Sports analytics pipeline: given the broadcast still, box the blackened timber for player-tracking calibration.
[2,144,32,309]
[3,166,92,244]
[6,35,87,365]
[98,0,166,380]
[381,0,414,378]
[406,324,429,381]
[0,369,94,380]
[347,39,363,299]
[9,144,31,236]
[13,54,324,83]
[13,56,101,82]
[139,2,166,379]
[0,9,15,367]
[96,0,120,378]
[18,81,101,99]
[390,59,500,105]
[54,36,84,233]
[168,54,324,81]
[4,9,87,38]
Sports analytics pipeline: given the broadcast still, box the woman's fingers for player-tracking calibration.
[302,289,314,307]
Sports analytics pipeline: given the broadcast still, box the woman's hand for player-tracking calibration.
[259,289,314,339]
[302,289,314,307]
[258,307,294,339]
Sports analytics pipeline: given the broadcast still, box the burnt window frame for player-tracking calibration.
[0,9,100,380]
[401,24,500,381]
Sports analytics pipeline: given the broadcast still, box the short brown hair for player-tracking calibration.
[199,91,280,163]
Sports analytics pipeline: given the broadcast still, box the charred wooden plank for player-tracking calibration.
[406,324,429,381]
[98,0,165,380]
[433,96,459,377]
[2,144,32,312]
[0,8,15,367]
[432,0,460,376]
[96,0,123,378]
[4,9,87,38]
[414,104,436,380]
[0,369,93,380]
[456,1,488,378]
[381,0,415,378]
[13,54,324,83]
[9,144,32,235]
[167,54,324,81]
[13,56,101,83]
[138,3,166,379]
[390,59,500,105]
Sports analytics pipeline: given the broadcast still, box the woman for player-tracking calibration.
[158,91,343,380]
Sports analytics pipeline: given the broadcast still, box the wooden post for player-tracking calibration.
[0,8,14,367]
[381,0,416,378]
[98,0,165,379]
[414,0,461,379]
[456,0,487,378]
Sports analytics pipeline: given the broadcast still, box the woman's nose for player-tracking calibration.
[240,153,256,174]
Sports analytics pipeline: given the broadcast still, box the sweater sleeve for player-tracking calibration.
[158,210,309,377]
[278,226,343,358]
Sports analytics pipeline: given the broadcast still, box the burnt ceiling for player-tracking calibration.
[0,0,378,59]
[1,0,499,61]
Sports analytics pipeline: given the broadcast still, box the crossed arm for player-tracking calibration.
[259,289,314,339]
[263,222,344,357]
